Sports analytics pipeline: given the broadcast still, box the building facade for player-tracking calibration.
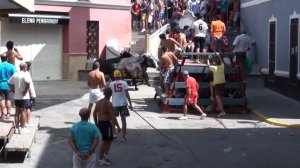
[0,0,131,80]
[241,0,300,100]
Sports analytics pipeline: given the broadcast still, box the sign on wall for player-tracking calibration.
[8,13,70,25]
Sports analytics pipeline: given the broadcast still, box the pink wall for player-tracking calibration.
[35,4,131,59]
[90,8,131,58]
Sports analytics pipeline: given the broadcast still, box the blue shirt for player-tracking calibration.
[220,0,228,12]
[70,121,100,153]
[0,61,16,90]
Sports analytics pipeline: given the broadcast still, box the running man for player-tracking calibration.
[87,62,106,113]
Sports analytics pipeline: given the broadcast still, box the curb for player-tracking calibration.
[251,111,300,128]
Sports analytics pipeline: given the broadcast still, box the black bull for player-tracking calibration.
[95,52,157,90]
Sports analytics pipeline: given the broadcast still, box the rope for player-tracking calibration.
[131,108,172,141]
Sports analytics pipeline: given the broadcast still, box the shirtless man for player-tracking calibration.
[175,29,187,52]
[160,46,178,96]
[87,62,106,112]
[93,88,121,166]
[158,33,184,59]
[5,41,23,66]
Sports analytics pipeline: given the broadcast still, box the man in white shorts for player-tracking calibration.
[88,62,106,113]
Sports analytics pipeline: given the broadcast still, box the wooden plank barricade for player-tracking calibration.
[4,116,40,159]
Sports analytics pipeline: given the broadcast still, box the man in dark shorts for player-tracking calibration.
[109,70,133,142]
[192,14,208,63]
[8,63,31,134]
[93,87,121,166]
[0,53,16,119]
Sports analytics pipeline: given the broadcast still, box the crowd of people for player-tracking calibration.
[131,0,240,33]
[69,66,133,167]
[0,41,36,134]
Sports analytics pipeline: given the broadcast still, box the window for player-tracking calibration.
[87,21,99,59]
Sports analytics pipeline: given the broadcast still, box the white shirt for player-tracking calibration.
[109,80,129,107]
[233,34,252,52]
[200,0,207,15]
[26,71,36,98]
[8,71,31,100]
[191,0,200,14]
[192,19,208,37]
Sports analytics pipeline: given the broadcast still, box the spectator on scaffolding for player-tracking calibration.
[131,0,141,31]
[220,0,228,25]
[170,6,183,33]
[207,52,226,117]
[140,0,149,32]
[208,0,217,24]
[232,0,240,32]
[192,14,209,63]
[166,0,174,22]
[211,15,226,53]
[147,0,154,31]
[175,28,187,55]
[200,0,208,22]
[155,0,165,29]
[183,25,195,53]
[190,0,201,19]
[232,29,252,82]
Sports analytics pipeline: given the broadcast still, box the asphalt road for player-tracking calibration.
[1,80,299,168]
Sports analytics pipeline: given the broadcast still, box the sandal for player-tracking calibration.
[6,113,11,119]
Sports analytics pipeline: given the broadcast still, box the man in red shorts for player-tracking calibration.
[179,70,207,120]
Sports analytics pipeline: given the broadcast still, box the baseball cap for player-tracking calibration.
[183,70,189,75]
[114,70,122,78]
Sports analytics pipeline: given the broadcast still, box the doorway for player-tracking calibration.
[289,18,298,85]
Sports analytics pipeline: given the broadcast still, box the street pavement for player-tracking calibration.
[1,77,300,168]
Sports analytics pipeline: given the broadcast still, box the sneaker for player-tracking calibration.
[15,127,21,134]
[121,137,127,142]
[200,113,207,119]
[179,116,188,120]
[218,112,226,117]
[141,28,146,32]
[99,160,111,166]
[104,155,111,163]
[20,128,31,134]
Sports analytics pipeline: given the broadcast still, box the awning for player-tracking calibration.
[0,0,35,13]
[8,13,70,25]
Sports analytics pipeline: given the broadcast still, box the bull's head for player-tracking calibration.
[141,54,157,68]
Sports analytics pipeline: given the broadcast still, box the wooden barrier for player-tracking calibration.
[4,116,40,159]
